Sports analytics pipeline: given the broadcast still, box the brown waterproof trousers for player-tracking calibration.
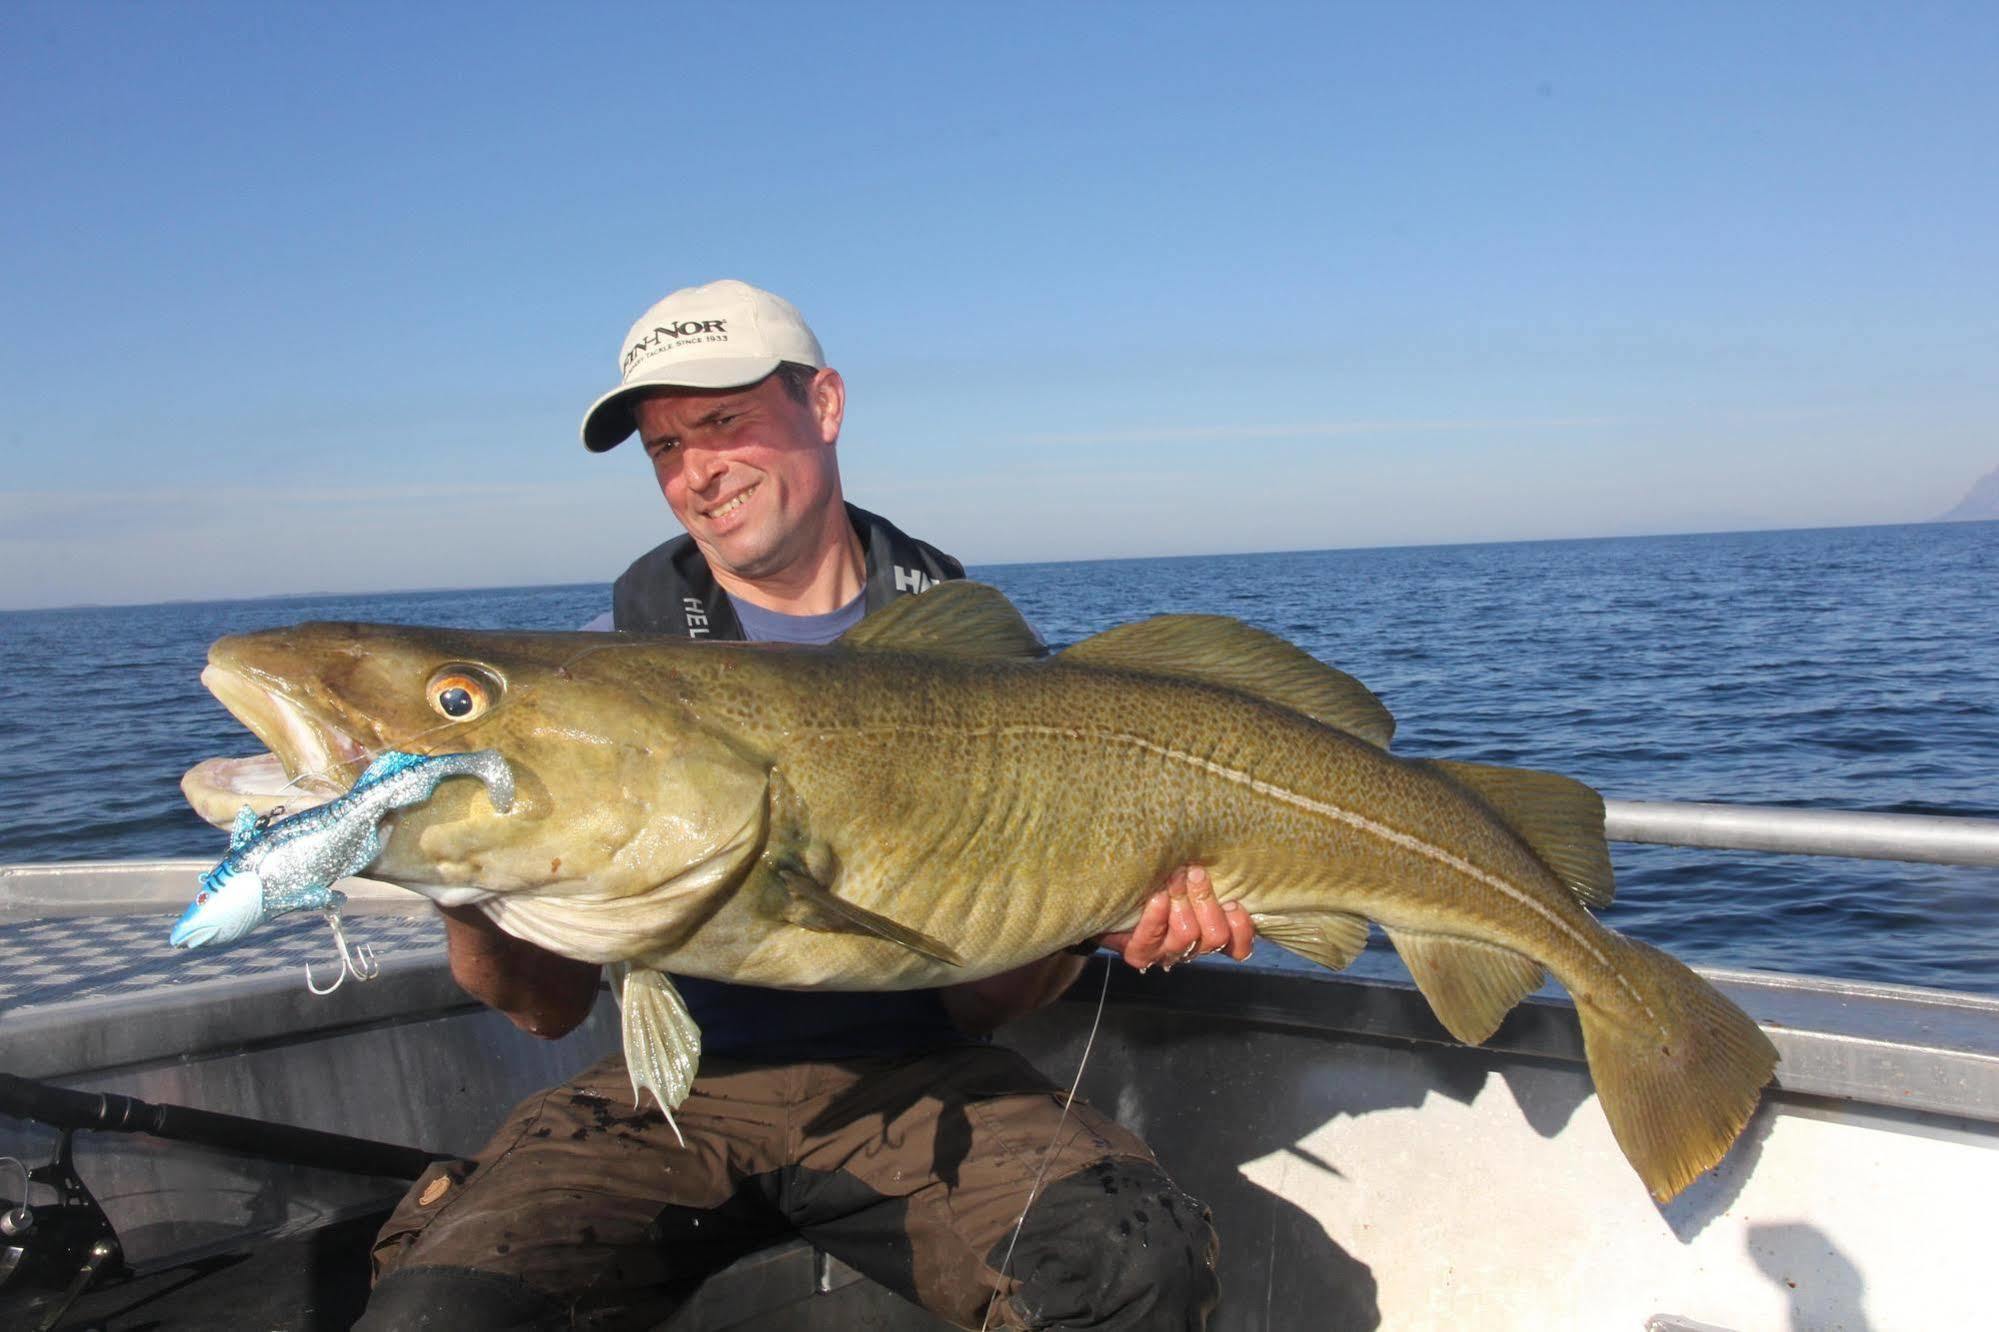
[365,1044,1218,1329]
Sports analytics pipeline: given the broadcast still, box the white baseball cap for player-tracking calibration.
[579,279,826,452]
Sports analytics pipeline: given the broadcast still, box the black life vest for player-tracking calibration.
[610,503,965,638]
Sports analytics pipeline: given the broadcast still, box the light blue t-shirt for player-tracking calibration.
[731,592,866,643]
[580,594,867,642]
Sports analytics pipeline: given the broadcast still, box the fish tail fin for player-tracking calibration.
[1576,936,1778,1202]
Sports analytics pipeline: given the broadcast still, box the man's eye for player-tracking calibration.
[648,439,678,456]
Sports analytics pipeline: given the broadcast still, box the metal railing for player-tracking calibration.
[1603,799,1999,868]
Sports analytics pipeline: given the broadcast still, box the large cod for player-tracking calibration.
[181,582,1776,1202]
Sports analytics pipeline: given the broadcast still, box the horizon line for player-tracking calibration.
[5,516,1988,616]
[1015,416,1622,446]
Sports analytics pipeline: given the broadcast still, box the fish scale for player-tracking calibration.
[752,668,1540,980]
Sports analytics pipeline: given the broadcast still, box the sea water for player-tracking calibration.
[2,522,1994,994]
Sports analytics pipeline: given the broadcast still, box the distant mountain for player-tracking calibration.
[1936,465,1999,522]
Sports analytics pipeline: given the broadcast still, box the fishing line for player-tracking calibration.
[979,958,1114,1332]
[1,1155,30,1207]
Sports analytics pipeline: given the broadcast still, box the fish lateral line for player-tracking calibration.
[789,715,1639,1014]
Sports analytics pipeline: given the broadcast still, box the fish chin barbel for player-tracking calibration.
[170,749,515,988]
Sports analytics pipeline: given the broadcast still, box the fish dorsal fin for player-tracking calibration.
[1385,928,1546,1046]
[1420,759,1616,909]
[228,805,260,852]
[1061,616,1395,747]
[837,581,1045,660]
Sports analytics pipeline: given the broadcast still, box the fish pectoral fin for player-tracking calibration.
[755,768,965,967]
[1385,928,1545,1047]
[764,859,967,968]
[1419,760,1615,909]
[1250,910,1371,971]
[1060,616,1395,747]
[837,581,1045,660]
[611,962,700,1146]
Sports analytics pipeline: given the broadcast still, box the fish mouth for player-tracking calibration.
[181,660,371,830]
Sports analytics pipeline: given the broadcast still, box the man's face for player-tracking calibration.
[631,369,846,584]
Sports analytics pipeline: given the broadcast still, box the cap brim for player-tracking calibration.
[579,355,785,451]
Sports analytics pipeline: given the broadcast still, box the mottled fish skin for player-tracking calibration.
[180,586,1776,1202]
[171,749,515,950]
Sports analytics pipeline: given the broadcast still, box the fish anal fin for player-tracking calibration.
[1060,616,1395,748]
[1250,910,1371,972]
[837,581,1044,660]
[1422,759,1616,910]
[611,962,700,1146]
[1386,928,1545,1046]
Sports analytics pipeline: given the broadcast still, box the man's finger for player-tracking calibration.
[1164,885,1199,957]
[1180,865,1231,955]
[1222,901,1256,961]
[1114,890,1174,968]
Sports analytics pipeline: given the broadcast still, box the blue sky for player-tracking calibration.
[3,2,1994,608]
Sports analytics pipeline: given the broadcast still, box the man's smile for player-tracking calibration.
[703,484,760,522]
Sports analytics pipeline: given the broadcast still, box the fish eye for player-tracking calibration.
[426,664,502,721]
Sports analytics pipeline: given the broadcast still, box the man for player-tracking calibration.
[360,281,1253,1330]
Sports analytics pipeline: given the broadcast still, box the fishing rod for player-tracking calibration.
[0,1072,456,1323]
[0,1073,451,1181]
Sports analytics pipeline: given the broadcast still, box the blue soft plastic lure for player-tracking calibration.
[170,749,514,966]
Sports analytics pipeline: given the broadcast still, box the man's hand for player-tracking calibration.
[1097,865,1256,969]
[439,903,603,1039]
[939,865,1255,1034]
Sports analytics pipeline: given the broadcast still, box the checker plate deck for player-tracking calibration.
[0,911,445,1012]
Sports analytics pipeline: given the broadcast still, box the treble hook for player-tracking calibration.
[306,906,381,994]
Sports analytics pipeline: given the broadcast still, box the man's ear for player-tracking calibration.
[811,368,846,444]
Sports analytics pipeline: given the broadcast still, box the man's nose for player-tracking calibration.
[678,442,724,491]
